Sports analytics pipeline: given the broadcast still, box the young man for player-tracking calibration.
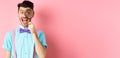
[2,1,48,58]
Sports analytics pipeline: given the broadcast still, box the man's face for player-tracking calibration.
[18,7,34,27]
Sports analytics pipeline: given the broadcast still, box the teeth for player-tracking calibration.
[22,18,28,21]
[23,18,27,20]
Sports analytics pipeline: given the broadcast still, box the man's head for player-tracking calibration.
[17,1,34,27]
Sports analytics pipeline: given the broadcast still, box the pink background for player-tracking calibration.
[0,0,120,58]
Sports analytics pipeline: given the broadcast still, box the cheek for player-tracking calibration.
[19,19,22,23]
[18,13,22,18]
[18,16,22,22]
[18,14,21,18]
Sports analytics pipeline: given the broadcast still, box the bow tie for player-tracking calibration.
[19,28,31,33]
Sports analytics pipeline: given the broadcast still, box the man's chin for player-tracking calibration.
[22,24,28,28]
[24,25,29,27]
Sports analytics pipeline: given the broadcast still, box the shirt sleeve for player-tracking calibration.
[2,32,12,52]
[38,31,48,49]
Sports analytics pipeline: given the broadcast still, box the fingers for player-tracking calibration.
[28,22,36,33]
[28,22,34,27]
[28,22,32,25]
[28,22,34,29]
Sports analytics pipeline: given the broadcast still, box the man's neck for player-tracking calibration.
[19,24,28,29]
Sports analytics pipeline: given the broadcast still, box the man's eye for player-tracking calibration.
[26,12,31,15]
[27,12,31,14]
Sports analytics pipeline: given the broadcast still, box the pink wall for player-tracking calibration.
[0,0,120,58]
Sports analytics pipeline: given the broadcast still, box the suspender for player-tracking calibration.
[12,30,17,58]
[12,30,36,58]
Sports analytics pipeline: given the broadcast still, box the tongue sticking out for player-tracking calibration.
[23,20,28,24]
[22,18,29,24]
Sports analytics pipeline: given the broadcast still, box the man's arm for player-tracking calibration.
[32,33,47,58]
[28,22,47,58]
[5,50,11,58]
[2,32,12,58]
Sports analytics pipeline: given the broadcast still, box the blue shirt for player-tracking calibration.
[2,26,48,58]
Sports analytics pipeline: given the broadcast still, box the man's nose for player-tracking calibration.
[23,12,27,17]
[21,13,26,17]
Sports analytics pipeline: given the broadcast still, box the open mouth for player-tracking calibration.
[21,17,29,25]
[22,17,29,21]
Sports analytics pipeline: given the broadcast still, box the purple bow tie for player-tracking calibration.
[19,28,31,33]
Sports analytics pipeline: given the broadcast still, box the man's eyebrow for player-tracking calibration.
[27,9,32,11]
[19,9,24,12]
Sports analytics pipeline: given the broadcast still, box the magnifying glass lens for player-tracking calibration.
[25,10,33,19]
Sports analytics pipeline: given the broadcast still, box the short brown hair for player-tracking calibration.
[17,1,34,10]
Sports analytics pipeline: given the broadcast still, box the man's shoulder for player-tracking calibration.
[5,27,19,36]
[5,31,12,36]
[37,30,45,34]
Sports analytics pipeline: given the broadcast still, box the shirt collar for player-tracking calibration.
[19,25,28,29]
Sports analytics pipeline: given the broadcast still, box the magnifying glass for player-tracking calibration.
[24,9,34,21]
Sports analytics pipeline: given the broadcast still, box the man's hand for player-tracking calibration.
[28,22,36,34]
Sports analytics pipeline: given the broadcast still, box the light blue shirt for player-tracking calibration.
[2,26,48,58]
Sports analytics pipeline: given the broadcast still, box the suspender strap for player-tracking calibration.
[12,30,38,58]
[12,30,17,58]
[33,47,36,58]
